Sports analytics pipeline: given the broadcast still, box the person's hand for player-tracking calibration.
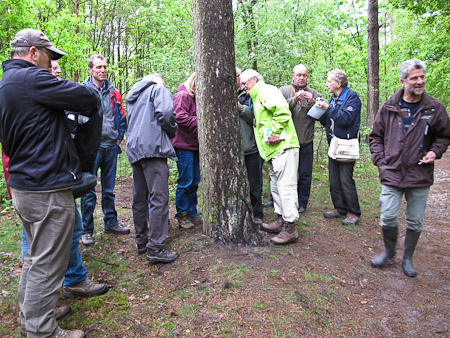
[419,151,436,164]
[237,102,242,110]
[267,135,281,145]
[117,139,122,145]
[303,91,313,102]
[294,90,305,103]
[316,98,329,111]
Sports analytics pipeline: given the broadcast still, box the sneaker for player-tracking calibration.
[55,305,72,320]
[260,215,284,234]
[342,212,360,226]
[146,248,179,264]
[323,209,346,219]
[137,243,147,255]
[81,233,94,246]
[177,212,194,229]
[298,206,306,213]
[104,224,130,235]
[55,327,85,338]
[270,221,298,245]
[64,279,108,298]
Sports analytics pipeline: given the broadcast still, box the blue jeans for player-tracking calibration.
[22,201,88,287]
[380,185,430,232]
[81,144,119,234]
[175,148,200,217]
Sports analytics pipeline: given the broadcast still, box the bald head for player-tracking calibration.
[292,64,309,88]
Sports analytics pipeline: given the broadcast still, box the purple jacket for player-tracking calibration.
[171,84,198,151]
[369,89,450,188]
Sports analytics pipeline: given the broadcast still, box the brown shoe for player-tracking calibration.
[177,212,194,229]
[270,221,298,245]
[260,215,284,234]
[189,215,203,225]
[55,305,72,320]
[323,209,346,219]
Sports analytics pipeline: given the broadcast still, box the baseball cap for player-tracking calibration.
[11,29,66,60]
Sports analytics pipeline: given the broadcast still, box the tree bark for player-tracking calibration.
[191,0,262,246]
[367,0,380,128]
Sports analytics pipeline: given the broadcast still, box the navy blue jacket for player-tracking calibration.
[320,87,361,143]
[0,59,99,191]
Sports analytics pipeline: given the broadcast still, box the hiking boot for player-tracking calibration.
[147,248,179,264]
[189,215,203,225]
[298,206,306,213]
[323,209,346,218]
[271,221,298,245]
[54,327,85,338]
[342,212,360,226]
[104,224,130,235]
[137,243,147,255]
[260,215,284,234]
[81,233,94,246]
[55,305,72,320]
[177,212,194,229]
[64,279,108,298]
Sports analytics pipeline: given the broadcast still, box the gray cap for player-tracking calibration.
[11,29,66,60]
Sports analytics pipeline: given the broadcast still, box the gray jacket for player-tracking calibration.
[125,80,177,164]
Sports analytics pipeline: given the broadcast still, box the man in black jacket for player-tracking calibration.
[0,29,99,338]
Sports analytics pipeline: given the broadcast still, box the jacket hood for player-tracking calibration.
[125,80,156,103]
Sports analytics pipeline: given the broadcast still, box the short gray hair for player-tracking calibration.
[327,69,348,88]
[143,73,165,86]
[240,69,263,84]
[88,54,106,68]
[10,46,31,58]
[399,59,427,81]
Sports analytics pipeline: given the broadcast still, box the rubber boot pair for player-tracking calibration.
[371,226,421,277]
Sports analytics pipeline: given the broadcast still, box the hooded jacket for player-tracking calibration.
[369,89,450,188]
[83,76,126,146]
[125,79,177,163]
[171,84,198,151]
[0,59,99,191]
[249,80,299,161]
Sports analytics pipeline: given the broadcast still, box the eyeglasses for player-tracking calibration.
[38,48,54,61]
[241,77,255,86]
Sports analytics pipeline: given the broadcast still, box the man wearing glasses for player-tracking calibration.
[0,29,99,338]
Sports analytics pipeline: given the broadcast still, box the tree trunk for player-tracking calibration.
[367,0,380,128]
[191,0,262,246]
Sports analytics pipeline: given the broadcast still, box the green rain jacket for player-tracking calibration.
[249,80,299,161]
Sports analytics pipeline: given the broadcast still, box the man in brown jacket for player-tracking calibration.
[369,59,450,277]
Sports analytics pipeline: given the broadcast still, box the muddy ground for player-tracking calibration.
[1,152,449,337]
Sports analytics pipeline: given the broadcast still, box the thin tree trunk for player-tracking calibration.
[192,0,262,246]
[367,0,380,128]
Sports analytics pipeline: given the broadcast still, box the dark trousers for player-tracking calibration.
[245,152,263,219]
[131,158,169,250]
[297,142,314,209]
[328,157,361,216]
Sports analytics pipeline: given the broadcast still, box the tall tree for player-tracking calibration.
[367,0,379,128]
[191,0,262,245]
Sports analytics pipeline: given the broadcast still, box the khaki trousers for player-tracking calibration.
[269,147,299,223]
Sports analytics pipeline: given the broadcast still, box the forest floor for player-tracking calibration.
[1,152,449,337]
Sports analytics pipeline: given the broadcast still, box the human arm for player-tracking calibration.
[333,91,361,128]
[369,106,386,166]
[153,85,177,138]
[173,91,197,132]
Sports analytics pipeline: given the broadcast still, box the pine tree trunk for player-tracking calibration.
[192,0,262,246]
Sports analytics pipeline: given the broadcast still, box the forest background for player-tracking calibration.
[1,0,450,112]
